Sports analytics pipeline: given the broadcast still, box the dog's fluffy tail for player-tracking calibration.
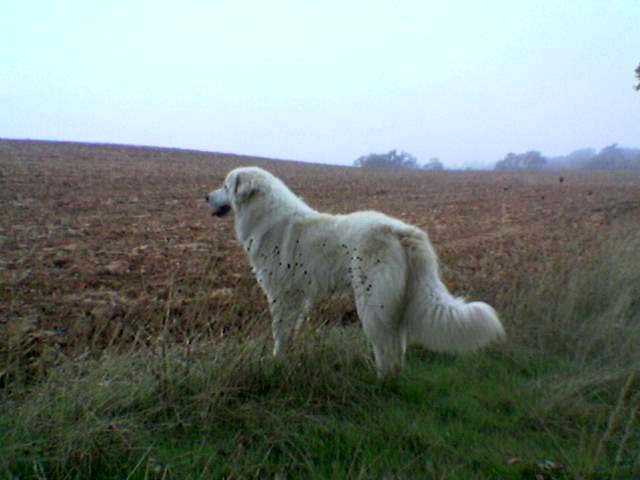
[401,230,505,353]
[408,284,505,353]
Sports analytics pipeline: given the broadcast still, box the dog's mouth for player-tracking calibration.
[212,204,231,217]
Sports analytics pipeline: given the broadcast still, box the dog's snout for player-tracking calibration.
[205,194,209,202]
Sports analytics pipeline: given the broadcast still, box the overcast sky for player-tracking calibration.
[2,1,639,168]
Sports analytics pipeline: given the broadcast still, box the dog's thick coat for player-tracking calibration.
[207,167,504,376]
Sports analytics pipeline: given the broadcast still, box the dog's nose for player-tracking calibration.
[205,194,209,202]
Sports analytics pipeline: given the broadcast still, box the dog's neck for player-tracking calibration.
[234,181,316,247]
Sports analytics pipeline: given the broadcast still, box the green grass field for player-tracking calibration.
[2,229,639,479]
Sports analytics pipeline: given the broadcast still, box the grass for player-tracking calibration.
[1,228,640,479]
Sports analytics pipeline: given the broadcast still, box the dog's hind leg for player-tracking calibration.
[359,302,407,378]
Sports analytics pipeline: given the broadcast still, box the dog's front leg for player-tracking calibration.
[270,300,304,357]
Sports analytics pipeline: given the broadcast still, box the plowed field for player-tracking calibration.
[2,139,639,351]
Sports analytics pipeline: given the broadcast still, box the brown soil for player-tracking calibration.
[2,139,639,352]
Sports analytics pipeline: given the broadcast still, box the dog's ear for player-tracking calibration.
[233,172,257,202]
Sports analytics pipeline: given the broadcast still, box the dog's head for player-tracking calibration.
[205,167,264,217]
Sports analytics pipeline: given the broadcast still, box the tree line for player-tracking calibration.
[353,145,640,172]
[494,145,640,171]
[354,150,444,171]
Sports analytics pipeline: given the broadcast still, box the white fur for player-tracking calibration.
[207,167,505,377]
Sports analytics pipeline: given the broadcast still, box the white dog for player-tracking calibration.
[207,167,504,377]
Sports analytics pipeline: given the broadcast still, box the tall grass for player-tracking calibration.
[1,327,377,478]
[499,225,640,477]
[1,226,639,478]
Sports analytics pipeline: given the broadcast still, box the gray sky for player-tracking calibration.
[2,1,639,169]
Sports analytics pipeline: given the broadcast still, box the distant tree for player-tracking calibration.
[566,148,597,164]
[354,149,419,169]
[495,152,518,171]
[423,157,444,171]
[547,148,597,169]
[636,63,640,91]
[585,144,640,170]
[495,151,547,171]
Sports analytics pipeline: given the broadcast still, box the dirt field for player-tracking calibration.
[2,139,639,352]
